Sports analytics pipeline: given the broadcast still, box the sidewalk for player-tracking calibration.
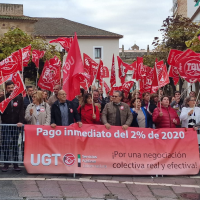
[0,166,200,199]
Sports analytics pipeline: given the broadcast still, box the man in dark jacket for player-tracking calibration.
[0,81,24,172]
[23,86,33,111]
[51,90,82,128]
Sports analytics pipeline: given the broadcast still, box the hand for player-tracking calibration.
[17,123,23,127]
[92,114,96,119]
[193,126,198,131]
[105,123,111,130]
[188,110,194,116]
[51,123,56,128]
[148,111,152,115]
[173,119,177,124]
[30,108,33,116]
[122,125,128,130]
[77,122,82,128]
[159,112,163,117]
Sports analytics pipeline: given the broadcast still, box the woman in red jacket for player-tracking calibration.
[152,96,180,128]
[77,93,100,124]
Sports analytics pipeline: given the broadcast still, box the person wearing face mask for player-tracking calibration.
[180,96,200,128]
[25,91,50,125]
[77,93,100,124]
[152,96,180,128]
[0,80,24,172]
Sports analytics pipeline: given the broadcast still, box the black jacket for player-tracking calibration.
[24,95,32,111]
[0,94,24,124]
[51,100,81,126]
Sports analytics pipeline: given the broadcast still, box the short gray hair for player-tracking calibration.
[113,90,122,97]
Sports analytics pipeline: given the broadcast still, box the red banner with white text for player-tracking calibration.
[24,124,199,175]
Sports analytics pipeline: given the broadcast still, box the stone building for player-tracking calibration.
[0,3,123,87]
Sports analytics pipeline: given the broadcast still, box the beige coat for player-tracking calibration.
[25,102,51,125]
[101,102,133,126]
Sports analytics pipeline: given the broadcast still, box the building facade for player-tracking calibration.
[0,3,123,87]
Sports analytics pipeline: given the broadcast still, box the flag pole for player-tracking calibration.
[195,90,200,107]
[155,61,161,111]
[1,71,6,100]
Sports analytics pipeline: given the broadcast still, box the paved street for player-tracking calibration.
[0,166,199,200]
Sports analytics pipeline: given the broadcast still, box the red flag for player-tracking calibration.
[22,45,31,67]
[140,66,153,93]
[173,78,179,86]
[49,37,73,52]
[32,50,45,68]
[0,75,11,85]
[167,49,183,66]
[0,50,22,76]
[103,66,109,78]
[177,56,200,79]
[136,57,146,80]
[151,61,169,92]
[76,72,91,90]
[131,61,137,79]
[110,86,122,96]
[38,56,61,92]
[185,78,198,83]
[168,65,179,78]
[0,72,25,113]
[117,56,132,84]
[62,33,84,101]
[103,81,110,94]
[110,54,116,87]
[122,81,134,96]
[96,60,104,87]
[83,53,98,85]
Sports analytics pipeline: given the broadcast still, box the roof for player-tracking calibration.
[33,17,123,39]
[0,15,37,21]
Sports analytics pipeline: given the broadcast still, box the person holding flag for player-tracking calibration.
[0,80,24,172]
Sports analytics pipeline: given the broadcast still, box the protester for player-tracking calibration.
[170,91,183,116]
[0,80,24,172]
[48,85,61,107]
[157,88,164,100]
[180,96,200,128]
[72,88,84,110]
[105,91,111,104]
[101,90,133,130]
[42,90,49,103]
[50,90,82,128]
[149,93,158,114]
[93,89,105,112]
[24,86,33,110]
[0,88,4,98]
[25,91,50,125]
[130,98,152,128]
[152,96,180,128]
[132,90,140,99]
[122,91,131,106]
[77,93,100,124]
[141,92,150,111]
[189,91,196,98]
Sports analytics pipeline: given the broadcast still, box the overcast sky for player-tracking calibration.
[3,0,172,50]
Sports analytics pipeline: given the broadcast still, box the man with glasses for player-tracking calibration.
[101,90,133,130]
[50,90,82,128]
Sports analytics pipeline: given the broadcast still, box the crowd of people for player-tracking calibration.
[0,80,200,172]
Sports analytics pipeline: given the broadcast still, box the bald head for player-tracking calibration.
[53,85,62,96]
[58,90,67,103]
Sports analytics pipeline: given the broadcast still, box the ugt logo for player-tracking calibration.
[63,153,76,166]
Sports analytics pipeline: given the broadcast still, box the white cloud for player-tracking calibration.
[1,0,172,50]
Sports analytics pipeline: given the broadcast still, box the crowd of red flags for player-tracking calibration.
[1,32,200,112]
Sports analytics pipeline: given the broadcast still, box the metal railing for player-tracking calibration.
[0,124,24,164]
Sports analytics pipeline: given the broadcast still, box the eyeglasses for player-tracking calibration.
[189,100,195,101]
[112,95,119,98]
[60,94,66,96]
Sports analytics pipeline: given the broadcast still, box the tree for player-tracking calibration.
[143,15,200,94]
[0,28,61,82]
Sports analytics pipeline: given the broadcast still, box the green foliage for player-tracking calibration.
[0,28,61,82]
[185,29,200,52]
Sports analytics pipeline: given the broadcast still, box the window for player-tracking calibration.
[95,48,101,59]
[93,46,103,60]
